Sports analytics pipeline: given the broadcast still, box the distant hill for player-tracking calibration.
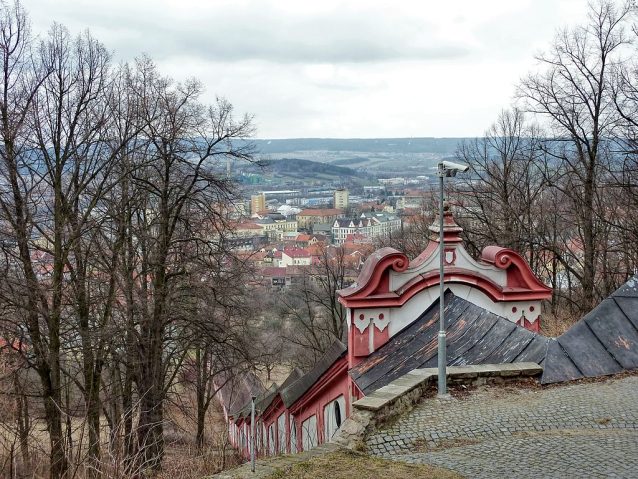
[251,138,465,154]
[269,158,363,177]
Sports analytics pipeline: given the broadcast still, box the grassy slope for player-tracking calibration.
[267,450,465,479]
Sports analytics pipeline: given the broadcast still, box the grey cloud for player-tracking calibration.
[26,3,472,64]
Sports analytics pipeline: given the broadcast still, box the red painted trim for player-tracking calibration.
[373,323,389,350]
[337,248,409,300]
[289,356,348,416]
[340,267,551,309]
[339,242,551,310]
[353,326,370,357]
[261,394,284,423]
[481,246,552,293]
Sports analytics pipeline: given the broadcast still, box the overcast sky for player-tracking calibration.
[22,0,589,139]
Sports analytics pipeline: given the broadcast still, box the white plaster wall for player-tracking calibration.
[243,423,247,451]
[323,395,346,441]
[290,415,298,454]
[301,415,318,451]
[268,423,275,456]
[389,243,506,291]
[277,412,286,454]
[353,308,390,333]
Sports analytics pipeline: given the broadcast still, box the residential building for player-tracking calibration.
[297,208,344,230]
[399,191,433,210]
[260,267,290,288]
[251,194,266,215]
[331,212,401,245]
[230,221,265,238]
[295,234,328,248]
[255,213,298,241]
[311,222,333,237]
[279,247,312,267]
[333,189,349,211]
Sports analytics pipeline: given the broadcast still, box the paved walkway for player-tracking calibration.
[367,375,638,478]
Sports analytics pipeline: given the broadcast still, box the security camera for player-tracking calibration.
[439,160,469,173]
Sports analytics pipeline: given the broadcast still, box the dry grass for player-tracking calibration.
[540,311,580,337]
[0,388,244,478]
[266,450,465,479]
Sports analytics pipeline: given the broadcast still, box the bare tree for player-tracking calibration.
[455,109,546,255]
[516,0,632,312]
[116,56,258,471]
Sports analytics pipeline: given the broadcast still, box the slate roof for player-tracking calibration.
[280,367,305,389]
[349,291,548,395]
[543,275,638,384]
[350,276,638,393]
[217,371,265,417]
[234,382,278,419]
[280,340,347,408]
[234,367,305,419]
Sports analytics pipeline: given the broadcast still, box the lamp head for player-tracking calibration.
[438,161,469,177]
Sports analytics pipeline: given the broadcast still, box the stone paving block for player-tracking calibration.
[366,375,638,479]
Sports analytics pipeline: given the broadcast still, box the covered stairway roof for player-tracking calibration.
[350,275,638,394]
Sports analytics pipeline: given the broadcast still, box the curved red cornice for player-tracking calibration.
[481,246,552,293]
[337,247,409,300]
[338,245,551,310]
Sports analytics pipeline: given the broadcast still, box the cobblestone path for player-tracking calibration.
[366,375,638,478]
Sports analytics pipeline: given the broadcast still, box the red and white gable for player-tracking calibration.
[337,205,552,367]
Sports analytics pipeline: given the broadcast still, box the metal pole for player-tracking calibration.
[437,169,447,397]
[251,397,256,473]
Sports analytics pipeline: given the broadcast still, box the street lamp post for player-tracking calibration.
[436,161,468,397]
[251,396,256,473]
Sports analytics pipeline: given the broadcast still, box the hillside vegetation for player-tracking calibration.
[269,158,363,177]
[252,137,463,154]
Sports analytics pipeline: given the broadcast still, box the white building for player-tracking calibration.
[332,212,401,245]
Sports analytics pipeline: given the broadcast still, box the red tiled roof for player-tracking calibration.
[305,244,326,257]
[262,267,287,277]
[232,222,262,230]
[283,247,311,258]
